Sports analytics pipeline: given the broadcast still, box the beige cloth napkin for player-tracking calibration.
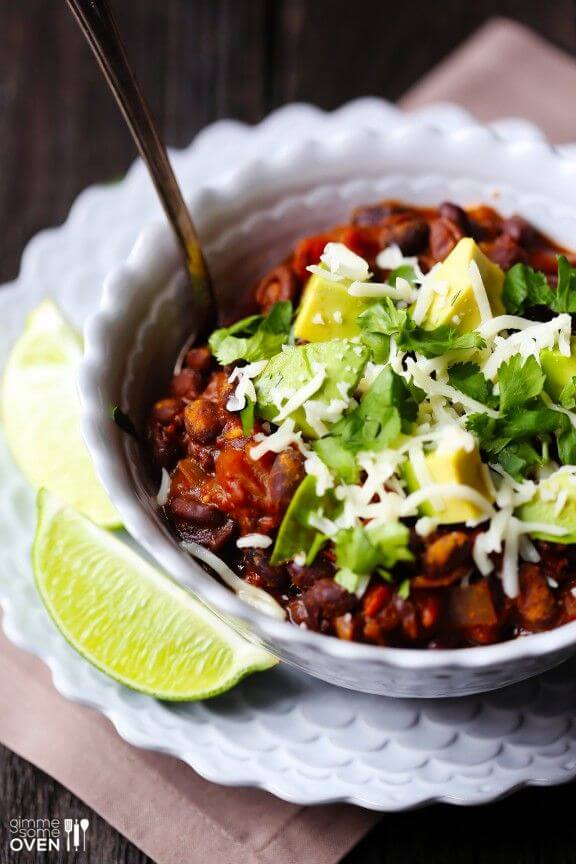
[402,17,576,142]
[2,15,576,864]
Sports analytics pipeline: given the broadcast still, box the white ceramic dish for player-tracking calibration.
[79,102,576,698]
[4,100,576,807]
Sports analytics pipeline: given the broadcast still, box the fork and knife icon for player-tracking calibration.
[64,818,90,851]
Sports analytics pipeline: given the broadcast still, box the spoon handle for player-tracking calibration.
[66,0,215,329]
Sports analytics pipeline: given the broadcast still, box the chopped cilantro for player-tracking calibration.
[447,362,497,408]
[397,578,411,600]
[358,297,485,359]
[503,256,576,315]
[334,568,370,595]
[313,437,358,484]
[559,377,576,410]
[333,522,413,595]
[209,301,292,365]
[389,264,417,286]
[555,255,576,313]
[502,262,555,315]
[312,365,418,482]
[240,399,255,435]
[557,423,576,465]
[462,350,571,478]
[497,354,545,413]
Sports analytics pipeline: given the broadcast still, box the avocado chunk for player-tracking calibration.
[254,339,368,438]
[404,442,494,524]
[541,337,576,402]
[516,468,576,543]
[270,475,338,564]
[420,238,505,332]
[294,272,371,342]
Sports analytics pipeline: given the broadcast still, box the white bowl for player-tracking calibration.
[80,113,576,697]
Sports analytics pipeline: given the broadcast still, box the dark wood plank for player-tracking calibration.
[344,782,576,864]
[273,0,576,106]
[0,0,270,285]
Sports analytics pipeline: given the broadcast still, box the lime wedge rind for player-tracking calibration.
[33,490,276,701]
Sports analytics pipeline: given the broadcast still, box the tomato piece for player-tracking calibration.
[448,581,497,628]
[363,584,392,618]
[292,235,330,281]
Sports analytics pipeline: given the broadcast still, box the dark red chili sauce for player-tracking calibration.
[147,200,576,648]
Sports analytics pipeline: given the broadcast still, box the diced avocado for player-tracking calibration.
[294,272,371,342]
[270,475,338,564]
[404,443,494,524]
[541,337,576,402]
[516,469,576,543]
[254,339,368,438]
[421,238,505,332]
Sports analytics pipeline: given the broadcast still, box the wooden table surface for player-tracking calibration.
[2,2,576,862]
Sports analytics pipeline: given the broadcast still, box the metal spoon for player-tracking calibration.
[66,0,217,344]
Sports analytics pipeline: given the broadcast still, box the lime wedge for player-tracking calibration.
[2,300,120,527]
[33,490,276,700]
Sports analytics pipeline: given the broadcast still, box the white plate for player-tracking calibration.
[3,99,576,809]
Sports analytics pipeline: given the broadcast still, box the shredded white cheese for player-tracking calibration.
[304,398,348,437]
[273,364,326,422]
[250,418,302,461]
[181,540,286,619]
[482,314,572,380]
[375,244,420,272]
[468,260,493,323]
[476,314,536,340]
[236,534,273,549]
[320,242,371,281]
[156,468,171,506]
[226,360,268,412]
[405,356,500,417]
[411,265,442,325]
[302,446,336,495]
[348,279,416,302]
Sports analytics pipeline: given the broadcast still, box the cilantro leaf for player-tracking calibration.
[334,568,370,595]
[313,437,358,484]
[497,442,544,478]
[497,354,545,413]
[335,525,379,574]
[240,399,255,435]
[209,301,292,365]
[557,423,576,465]
[502,263,555,315]
[497,408,561,439]
[358,298,485,359]
[389,264,417,286]
[447,362,497,408]
[312,366,418,482]
[467,406,566,479]
[397,578,411,600]
[333,523,413,594]
[502,256,576,316]
[555,255,576,313]
[559,377,576,410]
